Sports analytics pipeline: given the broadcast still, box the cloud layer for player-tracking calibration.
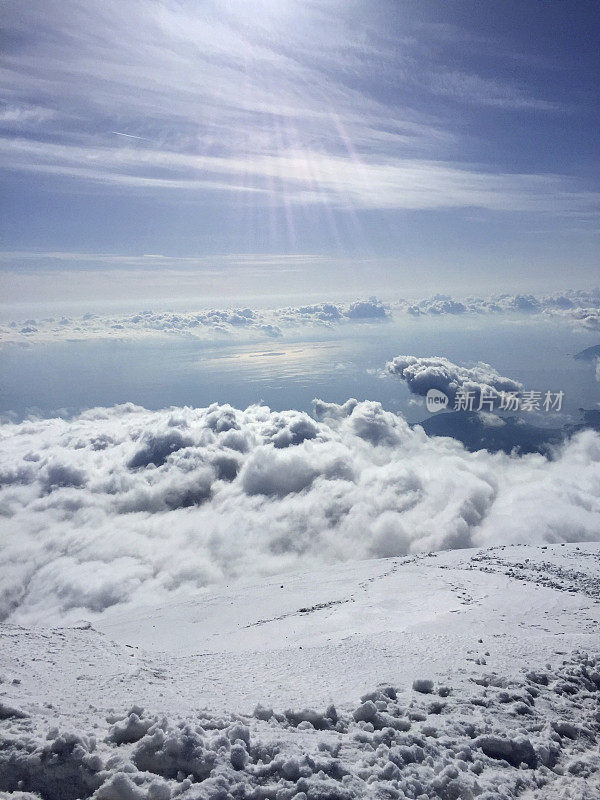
[401,290,600,331]
[0,297,389,343]
[2,289,598,344]
[1,400,599,625]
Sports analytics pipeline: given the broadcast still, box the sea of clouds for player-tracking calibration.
[2,289,599,343]
[2,397,599,626]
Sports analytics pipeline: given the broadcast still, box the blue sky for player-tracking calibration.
[0,0,598,305]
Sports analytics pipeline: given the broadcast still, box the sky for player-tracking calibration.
[0,0,598,306]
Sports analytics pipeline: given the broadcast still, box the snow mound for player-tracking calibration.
[1,651,599,799]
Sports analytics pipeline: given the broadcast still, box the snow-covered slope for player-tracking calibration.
[1,543,599,799]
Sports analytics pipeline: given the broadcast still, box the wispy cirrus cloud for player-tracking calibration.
[425,71,561,111]
[1,136,597,214]
[1,0,596,218]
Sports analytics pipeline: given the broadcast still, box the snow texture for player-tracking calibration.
[1,544,599,800]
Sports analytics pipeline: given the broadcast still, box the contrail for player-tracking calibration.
[112,131,150,141]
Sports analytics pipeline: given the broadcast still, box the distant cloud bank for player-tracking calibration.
[1,299,390,343]
[2,290,599,343]
[402,290,600,330]
[1,400,599,625]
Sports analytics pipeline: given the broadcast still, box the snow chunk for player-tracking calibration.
[412,678,434,694]
[0,701,29,720]
[476,733,537,768]
[107,708,155,745]
[132,725,216,781]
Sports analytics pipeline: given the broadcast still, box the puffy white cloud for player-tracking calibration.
[398,289,600,327]
[405,296,468,315]
[386,354,523,405]
[0,298,391,344]
[346,298,388,319]
[565,306,600,331]
[1,400,599,626]
[3,289,599,343]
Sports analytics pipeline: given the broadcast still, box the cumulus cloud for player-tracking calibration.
[3,289,600,343]
[0,299,391,344]
[565,306,600,331]
[386,355,523,406]
[1,400,599,625]
[346,298,388,320]
[405,296,468,316]
[398,289,600,328]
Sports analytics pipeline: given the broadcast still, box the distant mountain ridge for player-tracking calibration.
[574,343,600,360]
[416,408,600,455]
